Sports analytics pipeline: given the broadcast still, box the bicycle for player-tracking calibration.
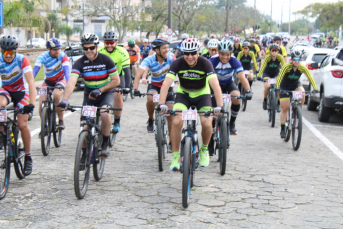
[0,107,27,200]
[61,105,121,199]
[262,78,277,127]
[123,63,136,102]
[37,86,64,156]
[280,90,312,151]
[240,71,250,111]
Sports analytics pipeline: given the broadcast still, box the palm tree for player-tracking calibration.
[57,25,82,44]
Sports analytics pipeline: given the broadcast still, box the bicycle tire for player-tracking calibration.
[123,93,128,102]
[0,140,10,200]
[13,128,25,180]
[241,86,247,111]
[41,107,51,156]
[219,116,228,176]
[292,105,302,151]
[156,115,164,171]
[109,130,116,148]
[284,107,291,142]
[130,76,135,99]
[52,102,62,148]
[74,131,91,199]
[270,91,276,128]
[182,137,192,208]
[93,116,105,181]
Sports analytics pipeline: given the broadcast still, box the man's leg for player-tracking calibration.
[169,111,183,171]
[53,88,64,129]
[229,90,241,135]
[146,89,157,132]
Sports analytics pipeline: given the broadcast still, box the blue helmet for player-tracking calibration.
[46,38,61,49]
[151,38,169,49]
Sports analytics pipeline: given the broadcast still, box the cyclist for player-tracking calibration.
[266,36,287,62]
[0,35,37,176]
[233,37,243,58]
[33,38,69,135]
[249,39,261,74]
[158,38,224,170]
[209,40,252,145]
[237,41,259,89]
[257,43,285,111]
[133,38,176,136]
[261,37,268,58]
[58,33,120,157]
[200,38,210,59]
[98,31,131,134]
[174,33,189,58]
[207,39,219,57]
[282,37,288,47]
[124,39,141,79]
[140,38,152,60]
[276,50,318,138]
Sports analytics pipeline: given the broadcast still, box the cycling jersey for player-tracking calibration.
[124,45,140,63]
[140,44,152,59]
[98,45,130,76]
[70,53,118,94]
[166,56,217,98]
[0,53,32,92]
[233,43,243,58]
[237,51,258,71]
[258,54,285,77]
[276,63,318,90]
[249,44,260,57]
[34,51,70,82]
[176,41,184,56]
[266,45,287,57]
[209,56,243,85]
[139,52,176,87]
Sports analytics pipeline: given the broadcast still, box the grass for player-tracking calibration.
[30,62,45,81]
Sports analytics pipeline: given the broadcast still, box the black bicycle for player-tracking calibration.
[62,105,121,199]
[262,79,277,127]
[37,86,64,156]
[0,107,27,200]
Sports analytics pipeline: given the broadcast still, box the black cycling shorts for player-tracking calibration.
[262,71,279,79]
[174,93,212,111]
[81,91,114,121]
[279,82,303,101]
[147,84,175,104]
[211,81,239,107]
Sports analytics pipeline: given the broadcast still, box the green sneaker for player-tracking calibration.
[199,148,209,167]
[170,153,180,171]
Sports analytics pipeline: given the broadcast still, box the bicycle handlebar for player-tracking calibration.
[57,105,122,113]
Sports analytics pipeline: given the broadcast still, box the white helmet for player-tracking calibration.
[181,33,189,39]
[143,38,149,43]
[180,38,200,52]
[207,39,219,49]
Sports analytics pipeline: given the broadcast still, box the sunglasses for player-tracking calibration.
[244,47,249,50]
[293,57,300,61]
[183,51,197,56]
[271,49,278,52]
[2,50,16,55]
[210,48,218,52]
[105,41,116,45]
[83,46,97,51]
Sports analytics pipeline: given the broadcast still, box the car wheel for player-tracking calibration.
[307,94,318,111]
[318,94,331,122]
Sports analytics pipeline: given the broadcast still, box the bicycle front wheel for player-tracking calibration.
[284,107,291,142]
[123,93,128,102]
[219,116,228,176]
[13,128,25,180]
[241,86,247,111]
[182,137,192,208]
[130,77,135,99]
[270,91,276,128]
[292,105,303,151]
[74,131,91,199]
[52,103,62,148]
[93,116,105,181]
[156,116,165,171]
[41,107,52,156]
[0,140,10,200]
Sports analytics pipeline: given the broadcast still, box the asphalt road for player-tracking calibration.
[0,75,342,228]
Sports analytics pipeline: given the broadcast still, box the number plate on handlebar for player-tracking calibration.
[153,94,160,103]
[37,87,47,95]
[82,106,97,117]
[182,110,197,120]
[268,78,277,85]
[292,91,303,99]
[0,110,7,122]
[222,94,231,104]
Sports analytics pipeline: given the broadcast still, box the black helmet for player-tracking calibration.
[81,33,99,45]
[203,38,210,45]
[291,50,302,58]
[273,36,281,41]
[249,39,255,43]
[103,31,117,41]
[151,38,169,49]
[269,43,280,51]
[0,35,19,50]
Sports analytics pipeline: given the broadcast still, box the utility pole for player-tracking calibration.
[281,3,283,32]
[168,0,172,42]
[254,0,256,34]
[225,0,229,35]
[270,0,272,32]
[288,0,291,35]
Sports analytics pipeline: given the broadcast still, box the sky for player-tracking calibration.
[245,0,340,23]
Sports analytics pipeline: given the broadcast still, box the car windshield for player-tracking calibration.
[312,54,328,63]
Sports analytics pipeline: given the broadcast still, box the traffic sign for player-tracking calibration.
[0,1,3,28]
[166,28,173,36]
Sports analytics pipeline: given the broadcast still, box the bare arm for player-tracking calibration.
[208,78,223,107]
[237,71,250,91]
[62,76,78,100]
[159,77,174,105]
[133,67,146,89]
[24,71,36,105]
[99,73,120,93]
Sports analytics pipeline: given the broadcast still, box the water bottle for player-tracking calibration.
[10,132,14,144]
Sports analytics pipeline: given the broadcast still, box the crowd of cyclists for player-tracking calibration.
[0,30,320,181]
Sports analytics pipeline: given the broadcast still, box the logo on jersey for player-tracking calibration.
[1,71,19,80]
[288,74,299,80]
[84,60,89,63]
[268,63,279,68]
[46,64,62,72]
[183,72,201,78]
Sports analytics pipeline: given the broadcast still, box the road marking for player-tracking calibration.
[311,124,343,129]
[303,117,343,161]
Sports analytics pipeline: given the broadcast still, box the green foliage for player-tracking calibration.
[3,1,22,27]
[58,25,82,43]
[280,18,313,35]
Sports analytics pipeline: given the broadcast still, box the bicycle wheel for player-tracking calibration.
[40,107,52,156]
[13,128,25,180]
[241,85,247,111]
[93,116,105,181]
[130,76,135,99]
[219,116,228,176]
[74,131,91,199]
[156,115,165,171]
[284,107,291,142]
[182,137,192,208]
[123,93,128,102]
[270,91,276,128]
[0,139,10,200]
[52,103,62,148]
[292,105,303,151]
[109,119,117,148]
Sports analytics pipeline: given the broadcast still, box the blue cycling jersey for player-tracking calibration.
[209,56,243,85]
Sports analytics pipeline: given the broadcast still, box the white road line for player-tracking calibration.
[303,117,343,161]
[311,124,343,129]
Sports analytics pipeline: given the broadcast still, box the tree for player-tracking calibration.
[47,13,60,37]
[2,1,22,34]
[57,25,82,44]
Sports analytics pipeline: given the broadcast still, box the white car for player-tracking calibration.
[26,38,46,48]
[290,41,314,57]
[307,49,343,122]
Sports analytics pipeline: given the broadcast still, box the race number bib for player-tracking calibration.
[268,78,277,85]
[244,70,250,75]
[82,106,97,117]
[292,91,303,99]
[153,94,160,103]
[182,110,197,121]
[0,110,7,122]
[222,94,231,104]
[37,87,47,95]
